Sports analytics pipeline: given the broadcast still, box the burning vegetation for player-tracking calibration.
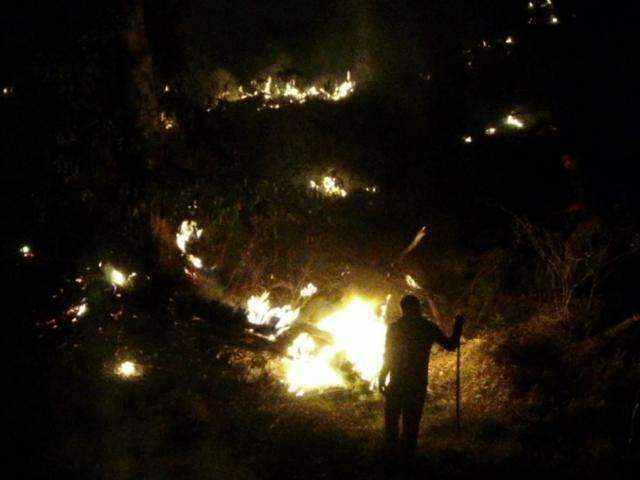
[216,71,356,110]
[6,0,640,478]
[173,214,392,396]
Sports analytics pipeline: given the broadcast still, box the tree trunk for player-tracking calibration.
[121,0,162,168]
[120,0,166,269]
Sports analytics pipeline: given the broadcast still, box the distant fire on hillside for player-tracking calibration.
[217,71,356,110]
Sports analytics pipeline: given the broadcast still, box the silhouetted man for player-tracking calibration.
[378,294,465,458]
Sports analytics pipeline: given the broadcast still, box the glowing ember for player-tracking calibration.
[115,360,140,378]
[300,282,318,298]
[104,265,136,288]
[246,292,300,333]
[405,274,422,290]
[402,226,428,257]
[283,295,388,395]
[505,114,525,129]
[159,111,176,130]
[187,254,203,269]
[176,220,203,253]
[527,0,557,25]
[331,71,355,100]
[67,301,88,322]
[111,269,126,286]
[175,220,211,276]
[309,176,347,197]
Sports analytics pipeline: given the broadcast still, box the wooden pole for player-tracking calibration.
[456,343,461,433]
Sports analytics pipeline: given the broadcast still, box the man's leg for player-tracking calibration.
[400,393,426,456]
[384,393,401,449]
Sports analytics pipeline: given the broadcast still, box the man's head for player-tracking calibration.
[400,294,421,318]
[562,153,578,171]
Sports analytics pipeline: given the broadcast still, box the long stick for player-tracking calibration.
[456,343,461,433]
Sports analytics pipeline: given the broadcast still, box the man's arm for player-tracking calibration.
[432,315,465,351]
[378,325,393,394]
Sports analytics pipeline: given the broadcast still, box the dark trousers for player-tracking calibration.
[384,389,426,455]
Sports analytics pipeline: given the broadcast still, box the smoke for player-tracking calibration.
[179,0,375,87]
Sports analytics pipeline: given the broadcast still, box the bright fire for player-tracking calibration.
[284,333,346,395]
[246,292,300,334]
[300,282,318,298]
[309,176,348,197]
[187,254,203,269]
[102,264,136,288]
[115,360,141,378]
[220,71,356,109]
[282,295,389,396]
[174,219,389,396]
[176,220,203,253]
[505,114,525,129]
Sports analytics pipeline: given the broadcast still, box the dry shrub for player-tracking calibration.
[492,314,568,401]
[429,335,512,416]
